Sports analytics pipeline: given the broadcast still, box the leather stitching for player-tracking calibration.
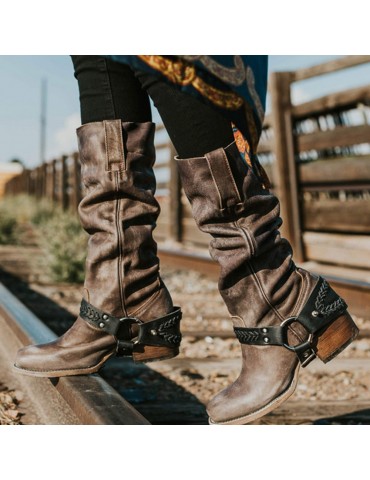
[205,150,242,210]
[114,171,126,316]
[205,156,223,210]
[315,279,346,316]
[237,223,285,324]
[104,120,125,172]
[104,120,109,172]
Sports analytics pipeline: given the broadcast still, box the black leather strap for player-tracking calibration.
[296,276,347,334]
[234,323,315,367]
[234,276,347,367]
[80,299,182,355]
[80,298,138,337]
[234,326,285,347]
[137,309,182,347]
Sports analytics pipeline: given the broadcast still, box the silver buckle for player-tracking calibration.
[116,316,143,341]
[280,317,316,366]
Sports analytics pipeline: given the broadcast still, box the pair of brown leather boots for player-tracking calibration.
[14,120,359,425]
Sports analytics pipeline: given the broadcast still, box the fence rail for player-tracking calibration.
[4,55,370,273]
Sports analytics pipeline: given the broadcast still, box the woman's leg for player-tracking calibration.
[71,55,152,124]
[135,71,359,425]
[14,57,181,377]
[135,71,235,158]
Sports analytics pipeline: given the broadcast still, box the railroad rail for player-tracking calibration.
[0,282,149,425]
[0,249,369,424]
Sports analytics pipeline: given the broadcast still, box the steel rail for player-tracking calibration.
[0,282,150,425]
[158,245,370,321]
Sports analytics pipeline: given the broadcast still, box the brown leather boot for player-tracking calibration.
[14,120,181,377]
[176,141,358,425]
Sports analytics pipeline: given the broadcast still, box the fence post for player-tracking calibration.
[71,152,81,211]
[269,71,304,262]
[45,162,51,199]
[50,159,57,205]
[61,155,68,211]
[168,143,182,243]
[35,166,42,199]
[29,170,34,196]
[23,169,30,195]
[21,169,27,194]
[41,162,47,198]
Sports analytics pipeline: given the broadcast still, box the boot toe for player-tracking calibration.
[207,350,300,425]
[14,344,49,372]
[206,388,229,424]
[206,383,257,425]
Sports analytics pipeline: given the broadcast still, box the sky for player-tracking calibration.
[1,55,370,168]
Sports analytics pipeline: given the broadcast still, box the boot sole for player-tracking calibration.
[208,363,301,426]
[13,351,116,378]
[13,346,180,378]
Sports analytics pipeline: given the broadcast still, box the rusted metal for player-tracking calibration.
[0,282,150,425]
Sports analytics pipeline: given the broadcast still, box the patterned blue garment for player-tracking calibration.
[106,55,270,187]
[106,56,267,147]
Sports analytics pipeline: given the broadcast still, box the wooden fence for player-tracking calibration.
[4,55,370,272]
[171,56,370,271]
[4,153,82,211]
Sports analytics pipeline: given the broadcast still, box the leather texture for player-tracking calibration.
[234,275,348,366]
[296,276,347,332]
[79,298,182,348]
[176,140,344,424]
[15,120,175,375]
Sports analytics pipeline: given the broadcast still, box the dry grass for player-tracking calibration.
[0,384,22,425]
[0,195,87,283]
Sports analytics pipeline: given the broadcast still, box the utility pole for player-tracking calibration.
[40,78,47,164]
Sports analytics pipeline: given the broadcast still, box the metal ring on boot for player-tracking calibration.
[234,276,348,368]
[79,299,182,357]
[234,320,316,367]
[280,317,315,366]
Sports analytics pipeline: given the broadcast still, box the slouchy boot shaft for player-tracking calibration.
[14,120,181,377]
[78,120,172,320]
[177,141,358,424]
[177,142,317,331]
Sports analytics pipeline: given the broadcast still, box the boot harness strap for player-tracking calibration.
[80,299,182,356]
[234,276,347,368]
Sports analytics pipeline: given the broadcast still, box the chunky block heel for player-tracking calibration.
[133,345,179,363]
[315,311,359,363]
[15,300,182,377]
[233,277,359,369]
[79,299,182,363]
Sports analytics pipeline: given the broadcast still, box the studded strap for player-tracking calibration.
[234,276,347,367]
[234,322,316,367]
[296,276,347,333]
[80,299,182,355]
[234,326,285,347]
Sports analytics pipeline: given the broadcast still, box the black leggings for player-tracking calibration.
[71,55,234,158]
